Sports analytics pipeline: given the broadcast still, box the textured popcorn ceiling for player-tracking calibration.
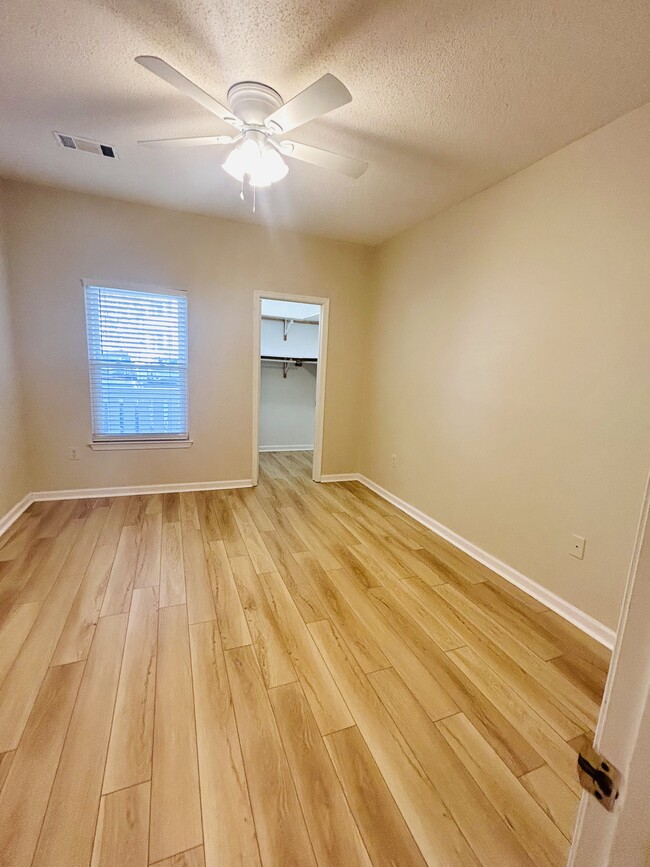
[1,0,649,244]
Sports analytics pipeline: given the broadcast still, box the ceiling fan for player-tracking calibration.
[135,56,368,199]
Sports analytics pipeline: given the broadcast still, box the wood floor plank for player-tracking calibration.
[229,555,296,689]
[346,542,409,590]
[384,514,489,582]
[330,573,545,779]
[134,512,162,589]
[256,492,309,553]
[260,530,326,622]
[284,508,341,571]
[0,662,84,867]
[160,522,186,608]
[438,713,569,867]
[0,601,40,687]
[91,782,150,867]
[0,752,13,794]
[327,567,459,722]
[189,621,261,867]
[194,491,224,543]
[97,496,130,549]
[212,492,247,558]
[125,495,149,528]
[52,542,118,665]
[520,764,580,841]
[205,540,251,650]
[293,551,390,674]
[534,610,611,669]
[236,488,274,533]
[0,515,39,561]
[101,525,139,616]
[550,653,608,706]
[34,498,78,539]
[0,562,89,751]
[369,667,537,867]
[103,587,158,794]
[146,494,163,516]
[324,726,427,867]
[309,619,480,866]
[149,605,203,864]
[379,578,465,651]
[459,581,561,660]
[162,493,181,525]
[0,537,52,628]
[151,847,205,867]
[447,645,582,795]
[434,585,600,739]
[228,496,276,574]
[393,582,584,741]
[32,614,129,867]
[225,645,317,867]
[182,525,217,624]
[269,682,372,867]
[179,492,201,530]
[258,570,353,735]
[17,515,87,603]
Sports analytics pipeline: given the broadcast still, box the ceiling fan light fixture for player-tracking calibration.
[222,137,260,181]
[250,146,288,187]
[222,135,288,186]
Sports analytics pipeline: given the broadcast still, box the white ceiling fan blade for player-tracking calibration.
[278,140,367,179]
[135,56,241,130]
[139,134,240,149]
[265,74,351,134]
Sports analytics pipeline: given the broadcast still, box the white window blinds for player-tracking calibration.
[84,284,189,442]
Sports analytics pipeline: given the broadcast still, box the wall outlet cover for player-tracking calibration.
[570,534,586,559]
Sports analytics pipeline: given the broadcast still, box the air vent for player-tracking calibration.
[53,132,117,159]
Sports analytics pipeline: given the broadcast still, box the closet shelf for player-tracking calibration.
[261,355,318,378]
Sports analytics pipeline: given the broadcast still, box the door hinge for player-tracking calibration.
[577,743,622,812]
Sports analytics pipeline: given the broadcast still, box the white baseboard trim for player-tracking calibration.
[259,446,314,452]
[355,474,616,650]
[0,493,33,538]
[320,473,361,483]
[30,479,253,502]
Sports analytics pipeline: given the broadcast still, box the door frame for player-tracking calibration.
[251,290,330,486]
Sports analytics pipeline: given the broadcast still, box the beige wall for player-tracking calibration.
[4,182,370,492]
[0,181,29,516]
[362,103,650,629]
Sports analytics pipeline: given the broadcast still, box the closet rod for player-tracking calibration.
[261,356,318,379]
[261,357,317,363]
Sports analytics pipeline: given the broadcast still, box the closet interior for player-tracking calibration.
[259,299,320,460]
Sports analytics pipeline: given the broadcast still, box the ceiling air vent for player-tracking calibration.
[53,132,117,159]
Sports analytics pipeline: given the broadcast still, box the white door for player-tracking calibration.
[569,472,650,866]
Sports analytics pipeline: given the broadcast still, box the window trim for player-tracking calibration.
[82,279,190,445]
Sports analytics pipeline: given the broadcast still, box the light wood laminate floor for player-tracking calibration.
[0,451,610,867]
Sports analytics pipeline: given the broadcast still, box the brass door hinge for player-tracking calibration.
[577,743,622,812]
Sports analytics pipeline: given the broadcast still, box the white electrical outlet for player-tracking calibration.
[570,534,586,559]
[69,447,80,461]
[391,453,397,469]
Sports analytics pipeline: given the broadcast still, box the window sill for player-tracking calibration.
[89,440,193,451]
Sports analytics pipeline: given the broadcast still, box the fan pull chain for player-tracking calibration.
[253,183,256,214]
[240,177,244,201]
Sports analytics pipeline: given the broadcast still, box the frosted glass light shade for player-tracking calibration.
[222,139,288,186]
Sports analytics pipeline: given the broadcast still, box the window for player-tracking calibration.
[84,284,188,442]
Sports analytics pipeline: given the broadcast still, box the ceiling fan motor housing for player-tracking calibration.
[227,81,283,128]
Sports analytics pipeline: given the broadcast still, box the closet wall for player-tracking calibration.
[260,317,318,451]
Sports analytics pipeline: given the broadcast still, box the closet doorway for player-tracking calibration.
[252,291,329,485]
